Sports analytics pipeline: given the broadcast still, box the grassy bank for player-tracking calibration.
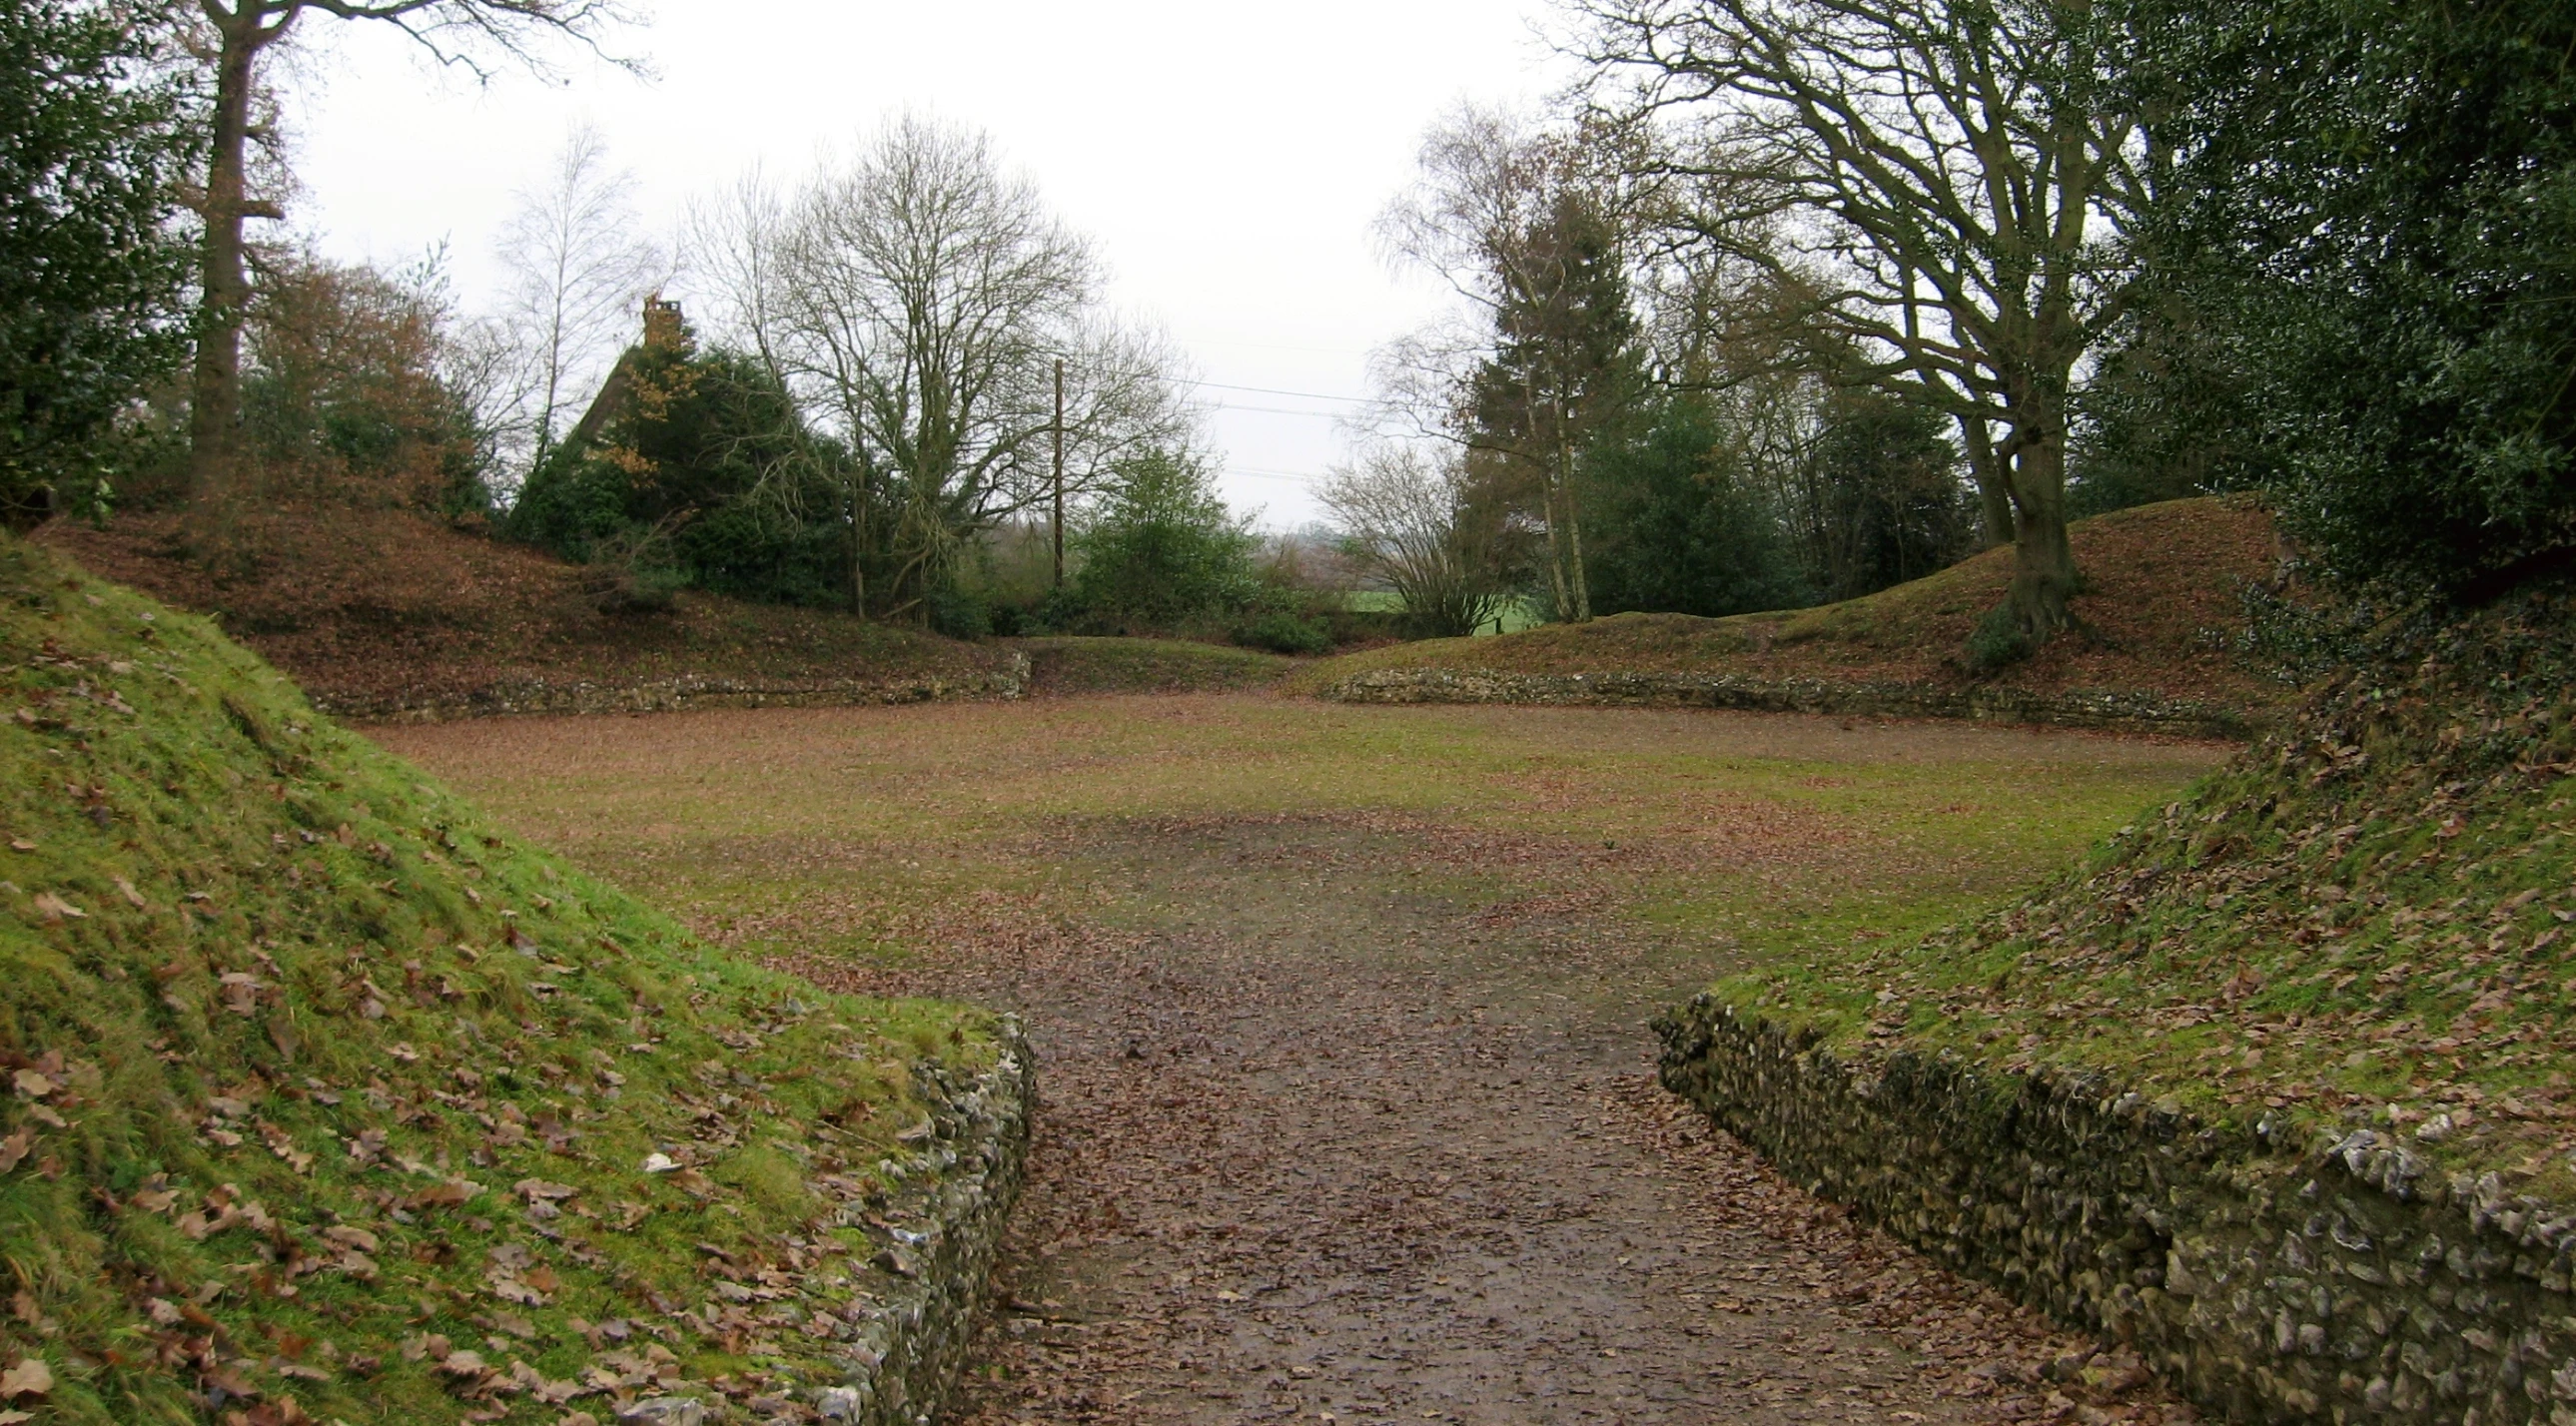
[1720,577,2576,1197]
[1294,496,2287,722]
[0,535,1000,1424]
[36,505,1015,717]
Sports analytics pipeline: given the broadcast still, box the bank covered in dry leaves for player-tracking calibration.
[1660,580,2576,1424]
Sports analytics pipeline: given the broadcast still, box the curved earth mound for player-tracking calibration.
[0,534,1014,1425]
[1302,495,2287,729]
[35,505,1018,721]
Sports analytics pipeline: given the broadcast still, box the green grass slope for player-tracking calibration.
[1295,496,2284,719]
[1730,576,2576,1197]
[0,534,999,1424]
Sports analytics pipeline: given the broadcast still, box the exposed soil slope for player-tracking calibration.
[1300,496,2286,723]
[0,534,1003,1425]
[35,506,1015,719]
[1735,575,2576,1198]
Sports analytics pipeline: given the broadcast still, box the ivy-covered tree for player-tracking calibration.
[509,309,846,607]
[0,1,199,527]
[1380,108,1647,627]
[2128,0,2576,595]
[1464,184,1643,625]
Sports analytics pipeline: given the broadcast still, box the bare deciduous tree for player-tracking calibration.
[1572,0,2146,638]
[1321,442,1510,638]
[185,0,637,514]
[493,122,665,483]
[707,115,1195,619]
[1378,105,1644,624]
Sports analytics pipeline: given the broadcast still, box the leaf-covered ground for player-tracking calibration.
[1736,577,2576,1197]
[1293,496,2285,718]
[0,535,1001,1426]
[1015,638,1294,696]
[383,694,2227,1422]
[34,505,1014,716]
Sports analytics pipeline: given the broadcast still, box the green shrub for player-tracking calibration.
[0,2,197,527]
[2132,0,2576,597]
[1963,602,2034,674]
[1066,449,1259,627]
[1235,611,1332,655]
[576,524,687,615]
[926,584,993,640]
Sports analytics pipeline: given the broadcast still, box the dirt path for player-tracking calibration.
[796,819,2186,1426]
[379,699,2214,1425]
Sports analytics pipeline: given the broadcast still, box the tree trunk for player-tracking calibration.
[1558,444,1592,623]
[1534,460,1573,623]
[1959,415,2014,548]
[2003,413,2077,636]
[848,477,871,617]
[187,13,272,516]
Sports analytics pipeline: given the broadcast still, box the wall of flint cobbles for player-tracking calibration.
[1323,668,2254,739]
[813,1023,1033,1425]
[1658,997,2576,1425]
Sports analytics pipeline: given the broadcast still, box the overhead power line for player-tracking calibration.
[1205,400,1366,420]
[1188,379,1374,405]
[1221,464,1331,485]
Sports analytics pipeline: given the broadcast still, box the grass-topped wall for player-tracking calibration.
[1661,577,2576,1423]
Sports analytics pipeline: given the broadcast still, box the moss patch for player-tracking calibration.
[1719,576,2576,1200]
[0,535,999,1425]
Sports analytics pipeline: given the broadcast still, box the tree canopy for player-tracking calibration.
[2117,0,2576,596]
[0,0,198,527]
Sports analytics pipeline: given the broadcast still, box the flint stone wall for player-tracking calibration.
[319,655,1030,725]
[1321,668,2255,739]
[813,1020,1034,1426]
[1657,997,2576,1424]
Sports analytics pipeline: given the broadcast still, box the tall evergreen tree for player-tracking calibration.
[1582,393,1806,618]
[1465,187,1643,624]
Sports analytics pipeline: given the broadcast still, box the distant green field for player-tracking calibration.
[1341,589,1547,636]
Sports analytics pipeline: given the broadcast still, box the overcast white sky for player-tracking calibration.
[282,0,1573,529]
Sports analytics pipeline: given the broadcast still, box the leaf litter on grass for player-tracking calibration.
[385,698,2222,1421]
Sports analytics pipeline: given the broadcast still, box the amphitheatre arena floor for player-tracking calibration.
[378,695,2220,1425]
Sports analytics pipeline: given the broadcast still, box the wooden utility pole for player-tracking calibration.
[1052,358,1066,588]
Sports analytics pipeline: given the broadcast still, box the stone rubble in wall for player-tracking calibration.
[1657,996,2576,1425]
[803,1021,1034,1426]
[314,653,1034,726]
[1322,668,2254,739]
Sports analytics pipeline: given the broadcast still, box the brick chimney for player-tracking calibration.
[641,296,685,354]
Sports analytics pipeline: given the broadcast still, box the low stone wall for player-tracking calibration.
[318,655,1030,725]
[1320,668,2256,739]
[815,1020,1035,1426]
[1657,997,2576,1424]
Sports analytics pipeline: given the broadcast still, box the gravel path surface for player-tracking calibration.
[799,818,2190,1426]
